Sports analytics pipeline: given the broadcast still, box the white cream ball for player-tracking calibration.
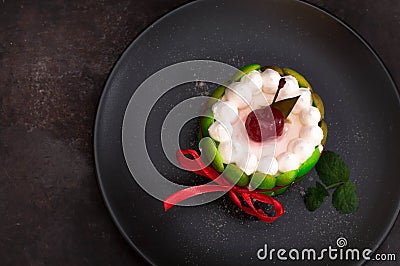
[231,141,246,162]
[241,70,263,95]
[300,125,324,146]
[276,89,300,102]
[300,106,321,125]
[250,92,270,109]
[291,88,312,114]
[277,152,301,172]
[261,69,281,94]
[218,141,245,165]
[208,121,233,143]
[282,75,300,94]
[212,100,239,123]
[275,76,301,101]
[257,156,279,175]
[288,138,315,163]
[236,153,259,176]
[224,82,252,109]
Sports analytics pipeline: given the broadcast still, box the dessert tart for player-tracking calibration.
[199,64,328,195]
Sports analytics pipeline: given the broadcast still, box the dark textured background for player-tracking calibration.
[0,0,398,265]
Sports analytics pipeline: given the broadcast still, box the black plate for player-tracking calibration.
[94,0,400,265]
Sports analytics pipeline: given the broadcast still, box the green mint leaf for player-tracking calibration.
[316,182,329,197]
[305,182,329,211]
[332,181,359,214]
[315,151,350,186]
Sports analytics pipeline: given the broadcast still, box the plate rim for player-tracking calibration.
[93,0,400,265]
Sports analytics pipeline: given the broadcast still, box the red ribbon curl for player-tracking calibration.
[164,149,284,223]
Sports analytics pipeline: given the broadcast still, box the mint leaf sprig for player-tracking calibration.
[305,182,329,211]
[305,151,359,214]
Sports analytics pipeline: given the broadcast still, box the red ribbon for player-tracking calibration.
[164,149,284,223]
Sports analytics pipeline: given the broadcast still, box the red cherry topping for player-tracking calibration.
[245,77,287,142]
[245,107,284,142]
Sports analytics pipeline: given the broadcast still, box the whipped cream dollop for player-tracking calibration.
[261,69,281,94]
[276,152,300,172]
[257,156,279,175]
[300,106,321,125]
[212,100,238,123]
[288,138,315,162]
[208,121,233,143]
[300,125,324,146]
[224,82,252,108]
[241,70,263,94]
[208,68,323,176]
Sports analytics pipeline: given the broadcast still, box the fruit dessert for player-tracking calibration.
[199,64,328,195]
[165,64,358,221]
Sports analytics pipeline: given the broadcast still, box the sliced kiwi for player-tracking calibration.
[260,65,284,76]
[282,67,312,90]
[205,84,226,110]
[276,170,298,186]
[311,92,325,120]
[319,119,328,146]
[250,172,276,190]
[297,147,321,177]
[231,63,261,82]
[223,164,249,187]
[199,137,224,173]
[259,186,289,196]
[211,84,226,99]
[200,108,214,138]
[293,174,307,185]
[273,186,289,196]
